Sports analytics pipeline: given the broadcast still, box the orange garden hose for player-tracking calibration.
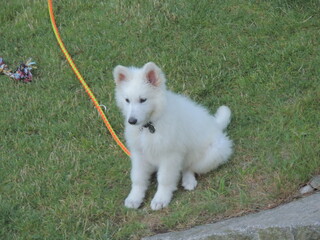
[48,0,130,157]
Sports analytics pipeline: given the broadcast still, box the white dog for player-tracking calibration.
[113,62,233,210]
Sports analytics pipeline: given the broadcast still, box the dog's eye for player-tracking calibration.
[139,98,147,103]
[125,98,130,103]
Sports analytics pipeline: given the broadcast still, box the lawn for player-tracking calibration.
[1,0,319,239]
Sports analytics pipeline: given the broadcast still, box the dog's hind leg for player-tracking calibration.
[182,170,197,190]
[192,134,233,174]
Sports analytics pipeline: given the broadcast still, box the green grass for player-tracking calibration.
[1,0,319,239]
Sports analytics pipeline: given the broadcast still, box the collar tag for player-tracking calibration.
[143,122,155,133]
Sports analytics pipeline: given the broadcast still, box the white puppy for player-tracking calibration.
[113,62,233,210]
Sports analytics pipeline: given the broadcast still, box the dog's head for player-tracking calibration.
[113,62,166,126]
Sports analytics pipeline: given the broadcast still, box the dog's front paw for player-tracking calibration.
[151,198,170,211]
[125,189,145,209]
[150,192,172,210]
[125,196,143,209]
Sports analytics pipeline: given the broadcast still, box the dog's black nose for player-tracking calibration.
[128,117,137,125]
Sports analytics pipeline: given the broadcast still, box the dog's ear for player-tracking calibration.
[113,65,128,85]
[143,62,164,87]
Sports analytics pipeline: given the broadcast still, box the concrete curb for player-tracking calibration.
[143,193,320,240]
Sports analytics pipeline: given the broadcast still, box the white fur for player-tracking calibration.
[113,62,233,210]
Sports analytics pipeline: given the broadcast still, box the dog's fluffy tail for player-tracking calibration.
[214,106,231,130]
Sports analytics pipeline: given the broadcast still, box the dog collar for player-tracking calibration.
[143,122,155,134]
